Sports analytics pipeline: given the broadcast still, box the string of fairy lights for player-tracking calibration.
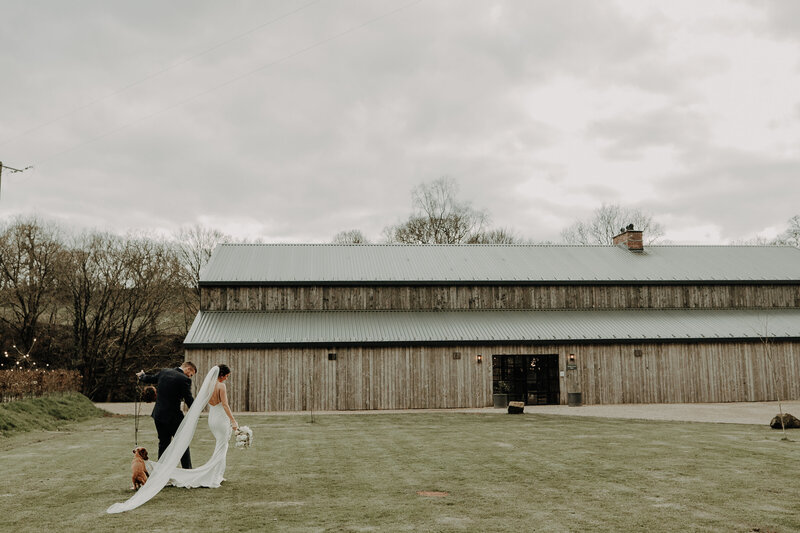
[2,338,49,370]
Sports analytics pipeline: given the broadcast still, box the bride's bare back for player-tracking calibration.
[208,381,237,430]
[209,382,225,406]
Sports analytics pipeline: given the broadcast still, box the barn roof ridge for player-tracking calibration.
[200,243,800,284]
[216,242,798,249]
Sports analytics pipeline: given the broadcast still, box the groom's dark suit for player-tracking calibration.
[139,367,194,469]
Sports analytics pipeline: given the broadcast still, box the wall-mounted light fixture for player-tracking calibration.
[566,353,577,370]
[452,352,461,360]
[476,354,483,364]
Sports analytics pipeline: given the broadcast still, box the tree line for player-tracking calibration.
[333,177,667,245]
[334,177,799,247]
[334,177,523,245]
[0,219,229,400]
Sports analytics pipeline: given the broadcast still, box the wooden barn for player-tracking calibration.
[184,228,800,411]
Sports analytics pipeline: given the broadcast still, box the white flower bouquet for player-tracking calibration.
[235,426,253,449]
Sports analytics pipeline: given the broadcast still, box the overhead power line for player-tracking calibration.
[38,0,423,166]
[0,161,33,201]
[0,0,322,149]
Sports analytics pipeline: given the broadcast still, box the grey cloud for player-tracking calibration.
[586,108,710,160]
[749,0,800,41]
[458,1,656,81]
[650,148,800,240]
[2,0,793,246]
[565,184,620,200]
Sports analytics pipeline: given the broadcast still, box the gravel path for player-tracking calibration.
[94,400,800,426]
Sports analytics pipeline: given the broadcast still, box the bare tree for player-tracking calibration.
[175,224,232,292]
[0,218,204,399]
[729,235,774,245]
[174,224,232,330]
[61,232,126,396]
[759,316,789,441]
[383,177,490,244]
[61,232,185,399]
[99,235,185,400]
[383,216,438,244]
[332,229,369,244]
[773,215,800,247]
[0,217,63,350]
[468,227,522,244]
[561,203,665,245]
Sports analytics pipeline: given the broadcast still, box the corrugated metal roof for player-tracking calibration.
[184,309,800,346]
[199,244,800,284]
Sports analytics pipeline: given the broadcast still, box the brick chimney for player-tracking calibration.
[613,224,643,252]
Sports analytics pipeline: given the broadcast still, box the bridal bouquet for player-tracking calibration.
[235,426,253,449]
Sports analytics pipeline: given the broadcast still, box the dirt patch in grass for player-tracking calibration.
[416,491,449,497]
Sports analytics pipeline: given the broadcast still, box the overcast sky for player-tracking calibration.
[1,0,799,244]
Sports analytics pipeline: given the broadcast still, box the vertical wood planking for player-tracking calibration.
[201,284,800,312]
[186,337,800,412]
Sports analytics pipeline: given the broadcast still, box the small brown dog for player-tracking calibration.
[131,447,149,490]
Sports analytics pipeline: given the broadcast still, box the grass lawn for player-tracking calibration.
[1,410,799,532]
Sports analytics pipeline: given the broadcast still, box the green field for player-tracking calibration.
[1,400,799,532]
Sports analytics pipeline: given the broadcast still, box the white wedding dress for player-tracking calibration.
[165,402,231,489]
[107,366,231,514]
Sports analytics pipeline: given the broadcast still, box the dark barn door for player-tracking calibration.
[492,354,560,405]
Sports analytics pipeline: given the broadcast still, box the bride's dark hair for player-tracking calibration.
[217,364,231,377]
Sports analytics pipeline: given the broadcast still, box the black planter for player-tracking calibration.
[567,392,582,407]
[493,393,508,408]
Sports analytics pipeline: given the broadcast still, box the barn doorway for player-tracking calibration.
[492,354,560,405]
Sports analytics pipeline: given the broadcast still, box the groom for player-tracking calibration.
[136,361,197,469]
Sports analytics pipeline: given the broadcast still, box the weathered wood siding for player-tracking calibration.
[187,341,800,411]
[579,341,800,404]
[201,284,800,312]
[187,346,494,411]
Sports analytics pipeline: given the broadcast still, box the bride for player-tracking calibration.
[166,364,238,489]
[107,364,238,514]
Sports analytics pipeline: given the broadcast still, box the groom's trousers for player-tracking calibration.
[155,418,192,469]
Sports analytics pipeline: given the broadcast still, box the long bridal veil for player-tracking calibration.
[106,366,220,514]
